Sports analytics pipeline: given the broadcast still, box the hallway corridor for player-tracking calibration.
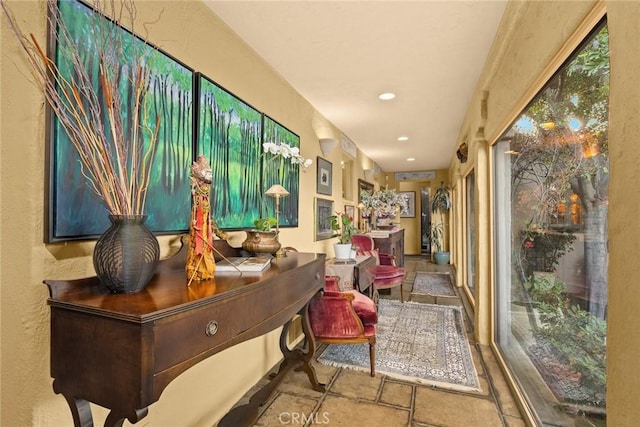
[232,256,526,426]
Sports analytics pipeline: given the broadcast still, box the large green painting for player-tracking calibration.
[196,74,300,229]
[262,115,300,227]
[48,0,193,241]
[196,74,263,229]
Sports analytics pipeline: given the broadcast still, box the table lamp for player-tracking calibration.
[265,184,290,257]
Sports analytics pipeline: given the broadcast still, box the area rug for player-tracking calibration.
[411,272,456,297]
[317,299,480,392]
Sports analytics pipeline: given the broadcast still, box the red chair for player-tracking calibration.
[351,234,406,303]
[308,276,378,376]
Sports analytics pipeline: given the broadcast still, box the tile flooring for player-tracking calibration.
[235,256,526,426]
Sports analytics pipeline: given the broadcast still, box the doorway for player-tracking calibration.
[420,186,431,254]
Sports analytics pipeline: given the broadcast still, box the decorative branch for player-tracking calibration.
[1,0,159,216]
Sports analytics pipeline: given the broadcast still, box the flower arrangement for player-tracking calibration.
[360,189,409,219]
[327,212,358,244]
[263,142,313,168]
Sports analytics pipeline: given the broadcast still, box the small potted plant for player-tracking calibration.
[242,216,280,255]
[429,182,451,264]
[328,212,358,259]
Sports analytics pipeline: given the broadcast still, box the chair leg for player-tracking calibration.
[369,343,375,377]
[400,283,404,303]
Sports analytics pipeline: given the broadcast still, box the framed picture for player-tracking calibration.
[400,191,416,217]
[358,179,374,203]
[316,157,332,195]
[315,197,334,241]
[262,115,301,228]
[344,204,355,222]
[357,179,374,230]
[196,73,263,230]
[47,0,194,242]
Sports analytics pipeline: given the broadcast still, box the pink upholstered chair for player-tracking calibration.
[308,276,378,376]
[351,234,406,303]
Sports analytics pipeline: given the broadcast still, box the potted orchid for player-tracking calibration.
[262,142,313,168]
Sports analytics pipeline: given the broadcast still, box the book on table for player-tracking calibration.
[216,257,272,272]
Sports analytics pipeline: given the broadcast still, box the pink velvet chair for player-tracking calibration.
[351,234,406,303]
[308,276,378,376]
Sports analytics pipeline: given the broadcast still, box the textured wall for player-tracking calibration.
[0,1,371,425]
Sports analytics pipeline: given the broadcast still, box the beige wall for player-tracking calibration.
[0,1,377,425]
[4,0,640,425]
[450,0,640,424]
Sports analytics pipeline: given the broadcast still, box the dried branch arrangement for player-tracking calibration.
[1,0,159,215]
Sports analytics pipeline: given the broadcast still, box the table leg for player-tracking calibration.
[298,303,326,392]
[218,303,324,427]
[103,408,149,427]
[58,391,93,427]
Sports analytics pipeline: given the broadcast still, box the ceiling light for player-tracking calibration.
[397,136,409,141]
[406,157,415,162]
[378,92,396,101]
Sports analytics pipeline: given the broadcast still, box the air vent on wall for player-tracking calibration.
[395,171,436,180]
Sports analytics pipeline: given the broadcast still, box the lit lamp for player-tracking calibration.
[265,184,290,257]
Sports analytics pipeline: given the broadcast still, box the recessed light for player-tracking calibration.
[378,92,396,101]
[397,136,409,141]
[406,157,415,161]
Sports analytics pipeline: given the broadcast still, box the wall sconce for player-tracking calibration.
[456,142,468,163]
[319,138,338,156]
[363,168,374,180]
[265,184,290,257]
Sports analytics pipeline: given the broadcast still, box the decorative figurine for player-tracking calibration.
[186,155,217,283]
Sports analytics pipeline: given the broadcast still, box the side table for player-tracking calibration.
[326,255,377,300]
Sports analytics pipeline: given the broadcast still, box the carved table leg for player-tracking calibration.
[217,302,325,427]
[298,303,326,392]
[54,380,94,427]
[61,394,94,427]
[103,407,149,427]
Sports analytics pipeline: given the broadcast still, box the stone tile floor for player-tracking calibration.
[234,256,526,426]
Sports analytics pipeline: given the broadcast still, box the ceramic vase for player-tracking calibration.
[93,215,160,293]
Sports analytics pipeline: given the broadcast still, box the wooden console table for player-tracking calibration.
[44,240,326,427]
[370,228,405,267]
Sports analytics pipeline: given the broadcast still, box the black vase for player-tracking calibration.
[93,215,160,294]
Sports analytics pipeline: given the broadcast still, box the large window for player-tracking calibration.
[465,171,476,300]
[493,22,608,425]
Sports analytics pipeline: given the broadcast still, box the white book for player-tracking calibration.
[216,257,272,272]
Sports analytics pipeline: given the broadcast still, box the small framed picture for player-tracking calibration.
[316,156,332,195]
[315,197,334,241]
[344,204,355,222]
[400,191,416,218]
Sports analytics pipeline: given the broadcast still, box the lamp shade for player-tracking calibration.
[265,184,290,198]
[319,138,338,156]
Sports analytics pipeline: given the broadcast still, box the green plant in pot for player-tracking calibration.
[429,182,451,264]
[242,217,281,256]
[253,217,277,232]
[328,212,358,259]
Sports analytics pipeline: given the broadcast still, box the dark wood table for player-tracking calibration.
[44,239,326,427]
[371,228,405,267]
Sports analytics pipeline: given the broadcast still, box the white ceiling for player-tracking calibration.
[205,0,507,173]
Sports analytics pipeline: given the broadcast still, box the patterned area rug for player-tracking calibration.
[411,272,456,297]
[317,299,480,392]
